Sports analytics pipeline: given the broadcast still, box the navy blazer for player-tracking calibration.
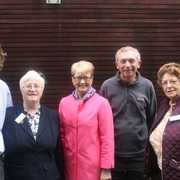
[2,103,64,180]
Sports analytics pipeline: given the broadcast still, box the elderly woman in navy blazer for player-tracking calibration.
[2,70,64,180]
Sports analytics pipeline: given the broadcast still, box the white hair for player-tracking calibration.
[19,70,45,89]
[115,46,141,62]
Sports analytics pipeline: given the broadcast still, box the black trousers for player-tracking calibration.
[111,155,148,180]
[0,153,4,180]
[153,172,162,180]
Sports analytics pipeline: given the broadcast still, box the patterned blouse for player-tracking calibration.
[24,105,41,140]
[149,105,173,170]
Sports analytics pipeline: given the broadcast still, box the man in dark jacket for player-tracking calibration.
[99,46,157,180]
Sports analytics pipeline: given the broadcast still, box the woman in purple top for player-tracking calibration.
[144,62,180,180]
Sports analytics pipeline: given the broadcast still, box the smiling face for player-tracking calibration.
[20,78,43,106]
[71,60,94,99]
[72,72,93,99]
[116,50,142,84]
[161,73,180,104]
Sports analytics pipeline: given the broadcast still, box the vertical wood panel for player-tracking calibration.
[0,0,180,109]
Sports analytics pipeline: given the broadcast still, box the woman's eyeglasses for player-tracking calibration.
[23,84,42,90]
[73,76,92,82]
[161,79,180,87]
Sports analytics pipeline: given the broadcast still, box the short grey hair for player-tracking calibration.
[115,46,141,63]
[19,70,45,89]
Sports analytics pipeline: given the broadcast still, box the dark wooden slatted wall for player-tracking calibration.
[0,0,180,110]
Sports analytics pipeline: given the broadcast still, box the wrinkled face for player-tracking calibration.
[161,73,180,102]
[72,72,93,99]
[21,78,43,105]
[116,50,142,80]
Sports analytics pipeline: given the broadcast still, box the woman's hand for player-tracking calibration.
[100,169,112,180]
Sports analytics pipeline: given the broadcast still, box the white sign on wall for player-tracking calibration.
[46,0,61,4]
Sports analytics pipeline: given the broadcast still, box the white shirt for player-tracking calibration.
[0,79,13,154]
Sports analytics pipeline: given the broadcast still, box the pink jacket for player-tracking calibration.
[59,93,114,180]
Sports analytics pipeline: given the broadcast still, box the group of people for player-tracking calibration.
[0,44,180,180]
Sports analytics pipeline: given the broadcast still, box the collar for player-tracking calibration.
[24,104,41,117]
[115,71,141,85]
[72,87,96,101]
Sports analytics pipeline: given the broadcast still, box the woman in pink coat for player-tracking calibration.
[59,60,114,180]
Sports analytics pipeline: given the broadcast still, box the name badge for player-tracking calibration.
[15,113,26,124]
[169,114,180,121]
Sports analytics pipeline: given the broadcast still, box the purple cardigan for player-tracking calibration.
[143,98,180,180]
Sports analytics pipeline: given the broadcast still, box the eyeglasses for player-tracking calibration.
[161,79,180,87]
[23,84,42,90]
[73,76,92,82]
